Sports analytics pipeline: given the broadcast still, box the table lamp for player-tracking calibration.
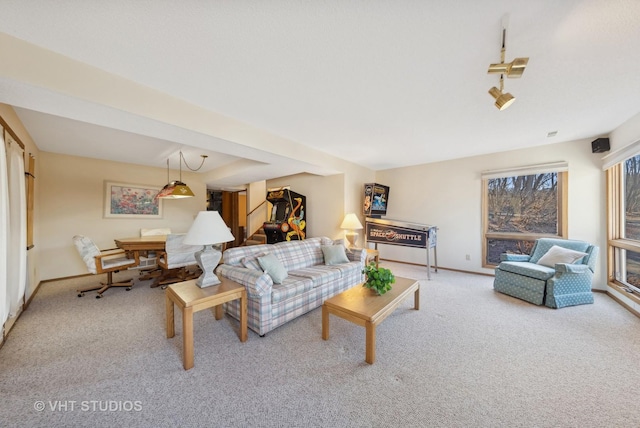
[340,213,364,248]
[183,211,235,287]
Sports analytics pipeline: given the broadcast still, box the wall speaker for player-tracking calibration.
[591,137,610,153]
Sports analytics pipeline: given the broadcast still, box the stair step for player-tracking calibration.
[245,239,264,246]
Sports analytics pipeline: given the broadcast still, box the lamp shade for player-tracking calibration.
[156,181,195,199]
[184,211,235,246]
[340,213,363,230]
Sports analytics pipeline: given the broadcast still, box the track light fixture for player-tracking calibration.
[487,26,528,110]
[488,75,515,111]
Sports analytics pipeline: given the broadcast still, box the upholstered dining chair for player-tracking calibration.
[136,227,172,277]
[493,237,598,308]
[73,235,139,298]
[153,233,201,288]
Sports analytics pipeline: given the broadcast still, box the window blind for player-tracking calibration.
[602,139,640,170]
[481,161,568,180]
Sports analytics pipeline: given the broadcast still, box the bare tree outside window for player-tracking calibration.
[484,172,564,266]
[623,155,640,288]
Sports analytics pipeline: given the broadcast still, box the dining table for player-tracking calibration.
[114,235,168,284]
[114,235,167,252]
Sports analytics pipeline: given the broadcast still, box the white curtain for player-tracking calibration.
[6,133,26,317]
[0,127,9,326]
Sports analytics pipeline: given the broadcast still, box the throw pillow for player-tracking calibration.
[241,254,264,271]
[536,245,588,268]
[321,244,350,265]
[257,253,288,284]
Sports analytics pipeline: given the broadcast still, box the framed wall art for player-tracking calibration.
[104,181,162,219]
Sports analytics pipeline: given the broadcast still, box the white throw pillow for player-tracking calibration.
[321,244,350,265]
[536,245,588,268]
[257,253,288,284]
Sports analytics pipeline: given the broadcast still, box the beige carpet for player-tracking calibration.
[1,262,639,428]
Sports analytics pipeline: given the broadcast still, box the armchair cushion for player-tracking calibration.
[536,245,587,268]
[497,261,556,281]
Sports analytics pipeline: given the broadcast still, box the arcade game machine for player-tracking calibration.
[263,186,306,244]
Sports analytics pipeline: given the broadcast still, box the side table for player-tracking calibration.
[364,248,379,267]
[165,277,247,370]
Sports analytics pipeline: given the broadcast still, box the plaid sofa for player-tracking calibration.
[218,237,366,336]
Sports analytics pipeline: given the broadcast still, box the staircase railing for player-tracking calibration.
[245,199,269,245]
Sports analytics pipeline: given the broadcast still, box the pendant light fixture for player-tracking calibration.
[156,151,208,199]
[487,23,529,110]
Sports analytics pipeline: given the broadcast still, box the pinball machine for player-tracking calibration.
[263,186,306,244]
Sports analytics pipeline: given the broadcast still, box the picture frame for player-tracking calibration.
[104,181,163,219]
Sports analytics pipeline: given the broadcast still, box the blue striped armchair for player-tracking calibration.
[493,238,598,308]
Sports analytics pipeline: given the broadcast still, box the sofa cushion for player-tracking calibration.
[537,245,587,267]
[271,276,314,303]
[321,244,350,265]
[258,253,288,284]
[272,237,325,270]
[288,266,342,288]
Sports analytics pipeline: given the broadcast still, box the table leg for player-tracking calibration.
[182,306,194,370]
[365,321,376,364]
[166,294,175,338]
[239,291,247,342]
[414,287,420,310]
[322,305,329,340]
[214,304,224,320]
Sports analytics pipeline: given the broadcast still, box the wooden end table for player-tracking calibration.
[322,276,419,364]
[165,277,247,370]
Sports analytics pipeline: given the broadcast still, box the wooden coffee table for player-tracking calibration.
[322,276,419,364]
[166,277,247,370]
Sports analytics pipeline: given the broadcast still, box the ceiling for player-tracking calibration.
[1,1,640,189]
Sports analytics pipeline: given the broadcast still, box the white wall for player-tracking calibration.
[375,138,607,289]
[39,152,206,280]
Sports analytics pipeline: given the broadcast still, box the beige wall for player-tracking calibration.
[267,173,347,241]
[0,104,41,299]
[375,138,607,289]
[39,152,207,280]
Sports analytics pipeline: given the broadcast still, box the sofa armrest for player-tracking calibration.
[500,254,531,262]
[217,264,273,298]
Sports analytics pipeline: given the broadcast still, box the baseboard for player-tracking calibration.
[379,258,495,277]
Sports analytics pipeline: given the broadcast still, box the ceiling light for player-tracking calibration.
[156,151,208,199]
[488,86,515,111]
[487,26,529,110]
[488,57,529,78]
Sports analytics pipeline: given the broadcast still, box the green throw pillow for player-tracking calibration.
[321,244,350,265]
[257,253,288,284]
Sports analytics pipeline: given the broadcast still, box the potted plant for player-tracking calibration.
[362,262,395,295]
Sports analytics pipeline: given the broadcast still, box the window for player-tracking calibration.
[482,164,568,267]
[607,154,640,298]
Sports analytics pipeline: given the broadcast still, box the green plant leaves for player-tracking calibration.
[362,262,395,295]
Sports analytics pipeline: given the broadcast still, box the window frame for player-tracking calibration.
[481,170,568,268]
[606,161,640,306]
